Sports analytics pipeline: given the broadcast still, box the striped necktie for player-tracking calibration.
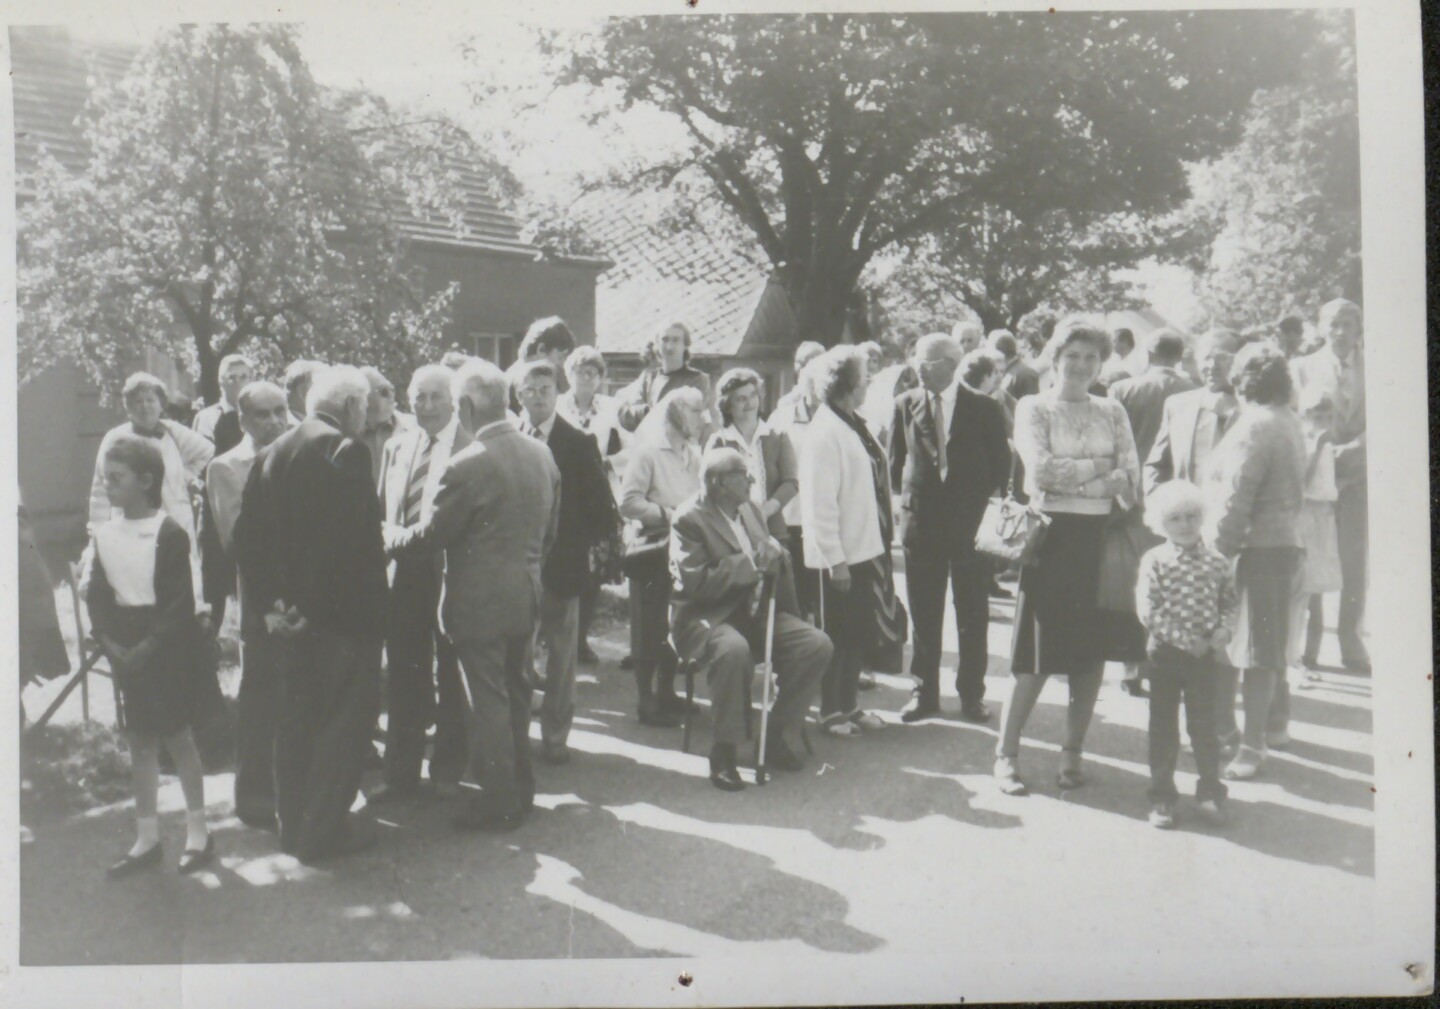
[931,391,948,482]
[402,434,437,527]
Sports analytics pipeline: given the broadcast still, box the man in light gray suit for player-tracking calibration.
[387,360,561,832]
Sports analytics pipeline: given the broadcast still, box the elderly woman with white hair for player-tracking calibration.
[620,386,707,727]
[994,316,1145,795]
[799,346,904,737]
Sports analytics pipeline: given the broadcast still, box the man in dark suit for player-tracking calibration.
[211,381,290,830]
[989,330,1040,401]
[1107,329,1198,698]
[671,448,831,791]
[234,366,389,863]
[516,360,617,764]
[890,333,1012,724]
[388,360,561,833]
[368,365,473,803]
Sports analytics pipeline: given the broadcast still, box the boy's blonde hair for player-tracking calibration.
[1145,479,1206,537]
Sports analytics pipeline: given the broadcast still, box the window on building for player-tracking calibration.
[468,332,518,369]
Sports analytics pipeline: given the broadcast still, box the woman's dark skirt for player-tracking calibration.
[1010,512,1146,677]
[108,605,197,738]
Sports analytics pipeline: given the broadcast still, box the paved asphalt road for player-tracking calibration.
[18,576,1375,967]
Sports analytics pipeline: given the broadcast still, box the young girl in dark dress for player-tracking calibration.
[86,435,215,878]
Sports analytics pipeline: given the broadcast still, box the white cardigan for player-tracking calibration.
[798,404,885,571]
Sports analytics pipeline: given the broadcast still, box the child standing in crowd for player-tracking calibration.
[1135,480,1238,829]
[86,435,215,879]
[1291,389,1344,686]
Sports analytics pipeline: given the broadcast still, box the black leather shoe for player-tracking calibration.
[366,783,421,806]
[765,735,805,772]
[957,702,991,724]
[107,843,163,880]
[619,654,635,670]
[1121,680,1149,698]
[988,578,1014,599]
[656,692,697,715]
[178,835,216,875]
[637,703,681,728]
[900,694,942,723]
[452,802,527,833]
[300,822,379,864]
[577,642,600,664]
[540,742,571,765]
[709,762,746,792]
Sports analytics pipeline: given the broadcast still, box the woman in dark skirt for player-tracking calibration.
[1202,343,1307,780]
[86,435,215,879]
[995,317,1145,794]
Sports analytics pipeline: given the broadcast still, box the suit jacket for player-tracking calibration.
[539,413,617,598]
[669,495,799,666]
[1291,346,1366,488]
[233,415,388,639]
[889,382,1011,555]
[377,419,473,586]
[1002,360,1041,400]
[1143,387,1237,499]
[1108,367,1198,470]
[389,419,561,643]
[198,438,255,615]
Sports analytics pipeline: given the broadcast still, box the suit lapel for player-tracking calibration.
[700,498,743,553]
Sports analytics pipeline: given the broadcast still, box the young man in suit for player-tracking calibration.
[889,333,1012,724]
[234,366,389,863]
[387,360,561,833]
[670,448,832,791]
[209,381,290,830]
[1107,329,1198,697]
[516,360,617,764]
[368,365,473,803]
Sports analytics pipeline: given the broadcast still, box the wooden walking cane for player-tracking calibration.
[754,583,779,786]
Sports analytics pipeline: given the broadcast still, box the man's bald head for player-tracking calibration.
[236,380,290,448]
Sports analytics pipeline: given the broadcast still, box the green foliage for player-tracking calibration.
[1183,10,1360,329]
[18,24,466,403]
[533,11,1307,345]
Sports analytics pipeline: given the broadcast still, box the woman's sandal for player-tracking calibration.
[993,757,1029,796]
[1056,749,1086,790]
[1223,745,1266,780]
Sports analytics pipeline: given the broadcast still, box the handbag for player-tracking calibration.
[1096,507,1155,613]
[974,457,1051,567]
[620,523,669,580]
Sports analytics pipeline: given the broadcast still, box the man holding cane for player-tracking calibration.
[670,448,832,791]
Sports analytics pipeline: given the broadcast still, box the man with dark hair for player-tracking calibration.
[1107,329,1199,698]
[988,329,1040,400]
[515,359,616,764]
[1097,327,1136,390]
[211,381,291,829]
[193,354,254,454]
[509,317,579,402]
[359,366,415,487]
[1275,314,1307,359]
[617,322,714,433]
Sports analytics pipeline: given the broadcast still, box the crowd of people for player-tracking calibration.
[67,299,1369,877]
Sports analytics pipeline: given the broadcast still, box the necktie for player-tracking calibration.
[402,435,436,527]
[932,392,948,481]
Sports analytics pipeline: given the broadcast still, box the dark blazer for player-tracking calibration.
[234,415,388,639]
[669,495,800,665]
[889,383,1011,555]
[1108,367,1198,467]
[541,413,617,599]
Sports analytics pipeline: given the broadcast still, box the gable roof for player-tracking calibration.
[7,25,587,263]
[576,186,790,357]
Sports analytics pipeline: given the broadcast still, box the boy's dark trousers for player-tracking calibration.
[1148,640,1227,803]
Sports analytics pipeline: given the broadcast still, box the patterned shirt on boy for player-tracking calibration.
[1135,540,1239,654]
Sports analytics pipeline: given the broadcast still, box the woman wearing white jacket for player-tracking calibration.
[799,346,902,737]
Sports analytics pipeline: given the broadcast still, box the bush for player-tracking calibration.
[21,721,133,823]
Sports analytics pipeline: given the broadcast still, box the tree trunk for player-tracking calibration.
[194,332,220,407]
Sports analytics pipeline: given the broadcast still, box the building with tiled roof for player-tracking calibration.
[10,25,608,547]
[572,186,800,406]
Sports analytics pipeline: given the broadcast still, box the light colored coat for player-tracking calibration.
[389,419,560,643]
[1143,387,1238,499]
[205,437,257,554]
[798,404,884,571]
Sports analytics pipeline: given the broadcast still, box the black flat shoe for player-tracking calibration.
[577,643,600,664]
[709,763,746,792]
[900,695,942,723]
[637,705,681,728]
[956,703,992,725]
[107,843,163,880]
[452,803,527,833]
[178,836,216,875]
[619,654,635,670]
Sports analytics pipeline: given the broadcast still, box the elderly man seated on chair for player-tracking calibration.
[670,447,833,792]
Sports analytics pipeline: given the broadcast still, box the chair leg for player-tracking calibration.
[681,661,695,754]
